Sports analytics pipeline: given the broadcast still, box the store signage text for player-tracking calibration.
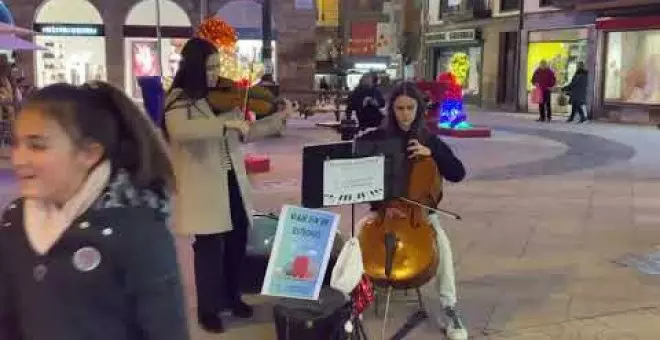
[34,23,105,37]
[426,29,478,43]
[347,21,377,56]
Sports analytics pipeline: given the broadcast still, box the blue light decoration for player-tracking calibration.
[436,72,473,130]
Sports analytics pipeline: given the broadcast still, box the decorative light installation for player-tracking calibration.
[436,72,472,130]
[196,16,264,85]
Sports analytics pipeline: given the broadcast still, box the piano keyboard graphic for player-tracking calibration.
[323,189,384,206]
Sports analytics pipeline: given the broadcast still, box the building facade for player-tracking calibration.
[518,0,598,117]
[3,0,317,97]
[425,0,520,108]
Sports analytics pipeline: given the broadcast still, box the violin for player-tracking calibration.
[358,152,443,289]
[205,77,276,118]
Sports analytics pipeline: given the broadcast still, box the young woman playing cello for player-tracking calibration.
[357,81,467,340]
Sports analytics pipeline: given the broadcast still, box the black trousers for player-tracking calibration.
[194,171,249,314]
[538,88,552,121]
[568,103,586,121]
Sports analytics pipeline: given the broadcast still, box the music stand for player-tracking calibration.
[301,138,408,340]
[301,138,406,235]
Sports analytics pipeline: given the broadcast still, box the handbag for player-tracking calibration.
[530,86,542,104]
[330,238,364,296]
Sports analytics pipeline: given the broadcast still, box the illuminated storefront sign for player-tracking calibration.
[34,23,105,36]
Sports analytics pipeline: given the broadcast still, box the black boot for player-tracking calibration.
[198,310,225,333]
[230,299,254,318]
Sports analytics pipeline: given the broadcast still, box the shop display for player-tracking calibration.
[130,40,160,98]
[35,36,106,88]
[125,38,186,98]
[527,41,587,90]
[604,30,660,104]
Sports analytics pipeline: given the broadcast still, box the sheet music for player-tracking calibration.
[322,156,385,206]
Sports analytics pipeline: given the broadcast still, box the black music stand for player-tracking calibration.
[301,138,410,340]
[301,138,406,235]
[302,138,441,340]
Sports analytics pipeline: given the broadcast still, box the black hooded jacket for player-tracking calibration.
[358,106,465,211]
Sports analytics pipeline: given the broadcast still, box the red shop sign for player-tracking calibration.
[596,15,660,30]
[347,21,377,56]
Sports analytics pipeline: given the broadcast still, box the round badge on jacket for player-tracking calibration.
[73,247,102,272]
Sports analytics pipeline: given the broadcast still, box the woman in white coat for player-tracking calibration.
[164,37,281,333]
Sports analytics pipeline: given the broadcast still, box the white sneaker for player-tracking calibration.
[444,307,468,340]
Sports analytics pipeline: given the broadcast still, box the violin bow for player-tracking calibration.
[398,197,462,220]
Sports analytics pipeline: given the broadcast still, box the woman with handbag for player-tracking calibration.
[562,61,588,123]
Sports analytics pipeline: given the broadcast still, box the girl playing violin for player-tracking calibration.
[357,81,467,340]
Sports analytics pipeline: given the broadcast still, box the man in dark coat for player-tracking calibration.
[562,61,588,123]
[346,74,385,130]
[532,60,557,122]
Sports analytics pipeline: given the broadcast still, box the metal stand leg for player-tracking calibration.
[381,286,393,340]
[385,288,430,340]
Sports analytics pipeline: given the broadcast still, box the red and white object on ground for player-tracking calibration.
[244,153,270,173]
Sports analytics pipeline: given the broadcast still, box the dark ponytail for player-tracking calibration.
[22,82,175,192]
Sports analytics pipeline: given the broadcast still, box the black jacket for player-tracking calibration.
[358,128,466,211]
[346,85,385,129]
[0,172,187,340]
[562,69,588,105]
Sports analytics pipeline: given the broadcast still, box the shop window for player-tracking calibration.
[500,0,520,12]
[527,41,587,90]
[33,0,107,88]
[539,0,553,7]
[604,30,660,104]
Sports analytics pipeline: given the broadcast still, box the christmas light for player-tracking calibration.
[436,71,473,130]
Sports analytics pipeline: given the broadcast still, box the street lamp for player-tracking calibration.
[261,0,274,84]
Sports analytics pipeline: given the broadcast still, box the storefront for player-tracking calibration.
[519,11,597,115]
[526,28,589,114]
[595,15,660,124]
[33,0,107,88]
[425,28,483,104]
[123,0,192,99]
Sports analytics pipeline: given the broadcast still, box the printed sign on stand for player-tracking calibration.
[261,205,340,300]
[322,155,385,206]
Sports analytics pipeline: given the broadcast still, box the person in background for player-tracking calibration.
[346,73,385,131]
[0,55,16,120]
[562,61,588,123]
[0,81,186,340]
[531,60,556,122]
[319,76,331,105]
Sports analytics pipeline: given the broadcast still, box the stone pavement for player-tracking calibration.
[192,111,660,340]
[3,111,660,339]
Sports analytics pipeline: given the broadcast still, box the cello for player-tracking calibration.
[357,148,461,339]
[358,152,445,289]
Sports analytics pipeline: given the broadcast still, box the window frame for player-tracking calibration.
[500,0,519,12]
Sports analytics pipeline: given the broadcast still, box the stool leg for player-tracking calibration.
[381,286,393,340]
[415,287,426,312]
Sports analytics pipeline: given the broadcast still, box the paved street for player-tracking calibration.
[3,111,660,339]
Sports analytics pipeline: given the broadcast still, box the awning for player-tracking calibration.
[0,34,45,50]
[0,22,33,35]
